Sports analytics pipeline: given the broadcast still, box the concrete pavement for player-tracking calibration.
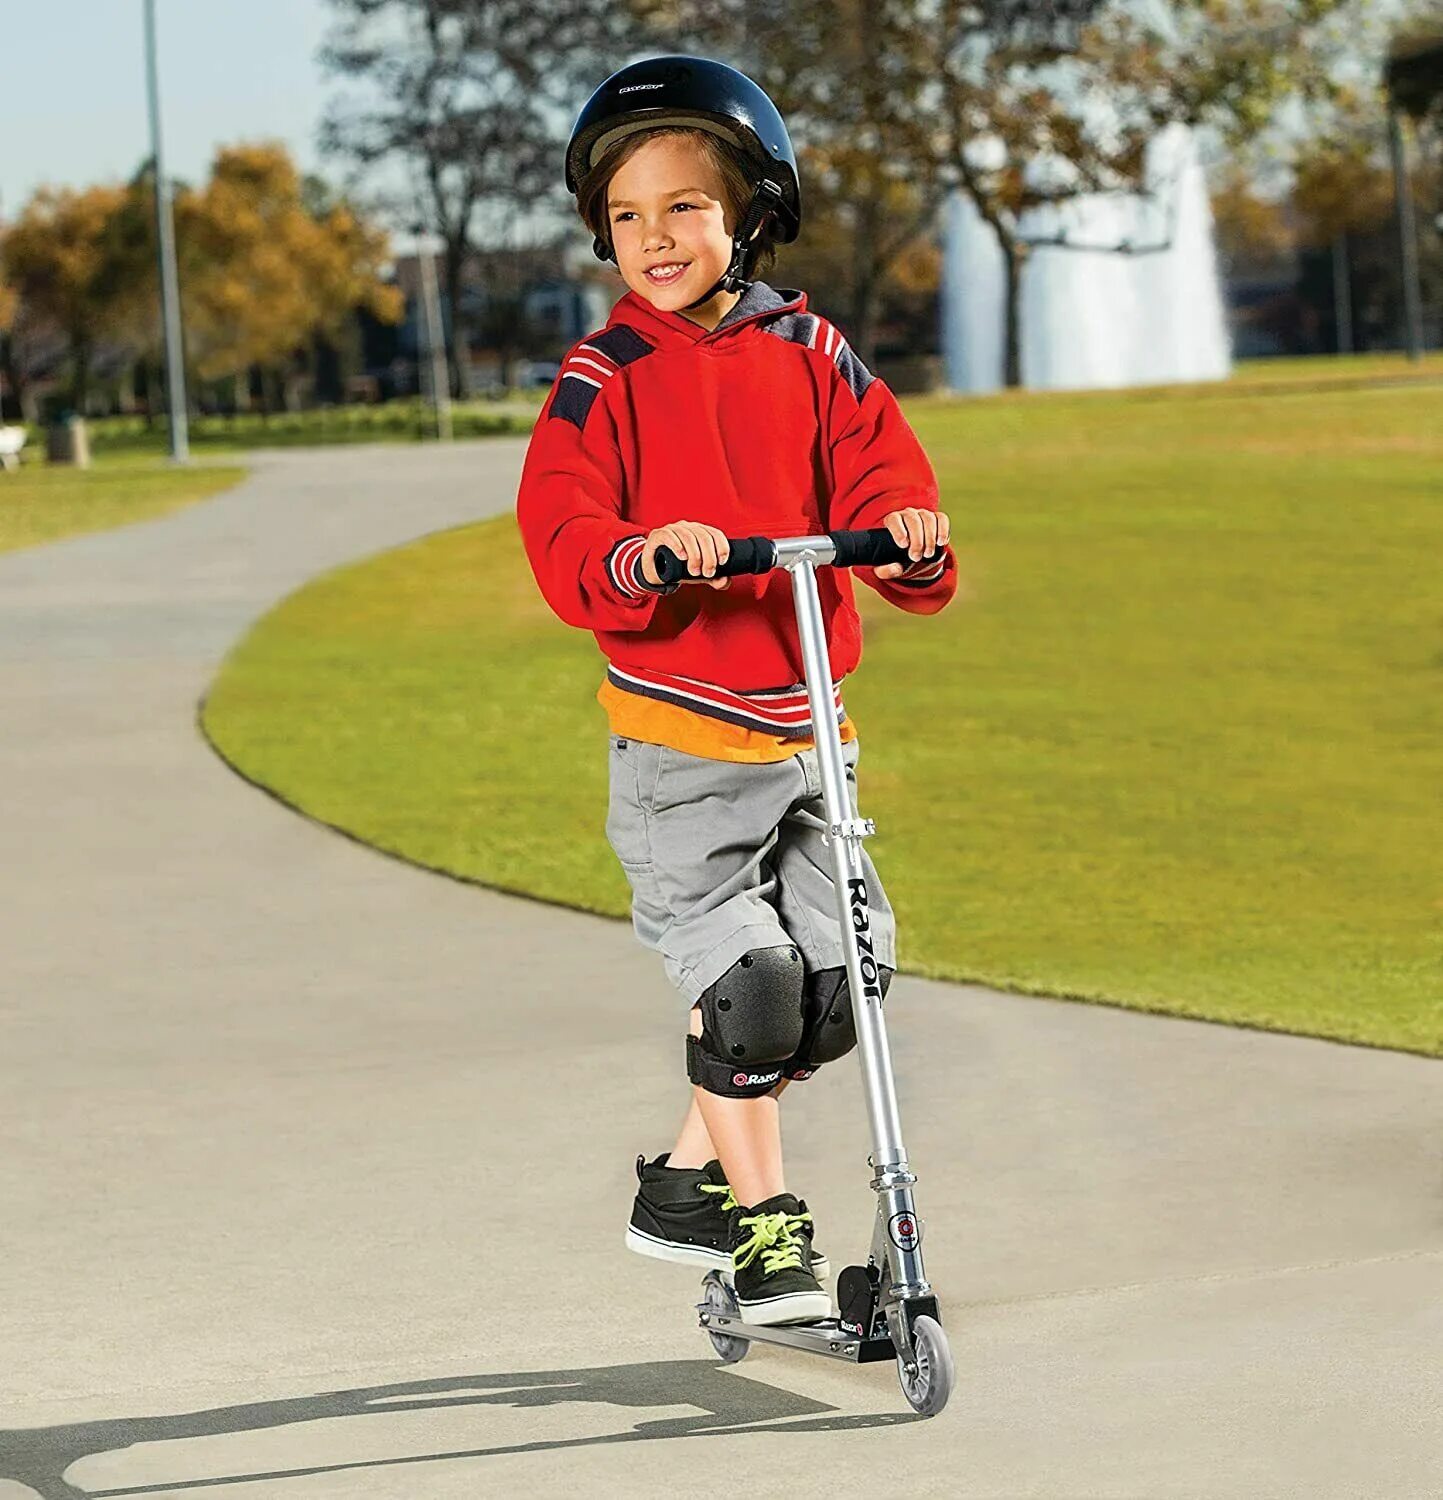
[1,441,1439,1498]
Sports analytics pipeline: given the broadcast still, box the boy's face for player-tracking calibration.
[606,134,738,313]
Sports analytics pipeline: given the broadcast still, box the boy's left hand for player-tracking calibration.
[873,507,950,579]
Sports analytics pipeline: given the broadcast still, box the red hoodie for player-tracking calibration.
[514,280,957,759]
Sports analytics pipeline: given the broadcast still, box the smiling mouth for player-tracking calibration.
[644,263,690,284]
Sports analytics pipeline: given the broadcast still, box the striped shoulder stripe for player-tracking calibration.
[760,311,874,402]
[803,315,847,363]
[828,323,874,403]
[548,325,655,429]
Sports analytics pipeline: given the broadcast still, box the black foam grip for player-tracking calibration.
[830,529,942,570]
[653,536,776,585]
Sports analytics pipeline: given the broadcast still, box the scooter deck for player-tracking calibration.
[698,1305,897,1364]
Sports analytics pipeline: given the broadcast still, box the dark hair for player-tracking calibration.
[576,126,780,279]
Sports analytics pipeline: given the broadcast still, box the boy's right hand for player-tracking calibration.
[641,521,732,590]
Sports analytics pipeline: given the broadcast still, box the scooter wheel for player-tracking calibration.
[896,1314,953,1417]
[700,1271,749,1364]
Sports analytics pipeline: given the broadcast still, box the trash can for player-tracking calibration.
[46,414,91,468]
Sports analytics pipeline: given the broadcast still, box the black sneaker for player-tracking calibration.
[727,1192,832,1326]
[625,1153,730,1269]
[624,1154,830,1278]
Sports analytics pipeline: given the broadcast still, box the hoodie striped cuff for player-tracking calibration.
[891,550,948,588]
[605,534,678,599]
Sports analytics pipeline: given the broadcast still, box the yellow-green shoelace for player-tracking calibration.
[699,1182,813,1273]
[698,1181,739,1213]
[729,1208,814,1274]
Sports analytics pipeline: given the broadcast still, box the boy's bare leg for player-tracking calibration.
[670,1003,789,1207]
[670,1088,791,1170]
[667,1092,716,1170]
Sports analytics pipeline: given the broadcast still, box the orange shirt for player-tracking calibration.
[598,677,858,764]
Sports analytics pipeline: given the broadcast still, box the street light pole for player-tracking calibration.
[1388,105,1425,363]
[143,0,189,461]
[1332,233,1353,357]
[413,223,453,442]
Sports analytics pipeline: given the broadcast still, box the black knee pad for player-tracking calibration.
[686,944,806,1098]
[781,962,894,1081]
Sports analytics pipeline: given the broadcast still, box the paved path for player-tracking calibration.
[1,443,1438,1499]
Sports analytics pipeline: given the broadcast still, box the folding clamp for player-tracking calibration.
[823,817,876,845]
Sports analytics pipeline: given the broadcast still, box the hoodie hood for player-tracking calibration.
[605,279,808,352]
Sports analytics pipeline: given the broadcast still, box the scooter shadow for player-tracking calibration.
[3,1359,923,1498]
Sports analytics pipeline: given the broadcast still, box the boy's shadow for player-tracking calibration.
[3,1358,922,1498]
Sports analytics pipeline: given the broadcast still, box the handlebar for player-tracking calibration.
[651,528,942,588]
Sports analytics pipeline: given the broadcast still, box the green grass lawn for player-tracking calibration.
[0,453,246,553]
[49,395,542,457]
[1231,351,1443,385]
[201,373,1443,1058]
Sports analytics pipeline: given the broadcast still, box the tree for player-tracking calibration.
[176,144,403,404]
[0,257,19,422]
[1211,41,1443,356]
[2,185,149,410]
[920,0,1368,386]
[1210,167,1296,271]
[1293,124,1408,245]
[1292,97,1441,351]
[0,148,402,419]
[319,0,635,394]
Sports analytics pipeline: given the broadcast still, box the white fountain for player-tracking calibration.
[940,123,1232,393]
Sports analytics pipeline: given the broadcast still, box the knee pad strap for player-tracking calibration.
[686,944,805,1098]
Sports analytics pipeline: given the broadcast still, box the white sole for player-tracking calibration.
[625,1225,729,1269]
[736,1288,834,1326]
[624,1224,830,1279]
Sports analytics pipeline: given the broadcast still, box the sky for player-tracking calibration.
[1,0,333,219]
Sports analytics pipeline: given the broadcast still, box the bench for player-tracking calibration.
[0,426,26,472]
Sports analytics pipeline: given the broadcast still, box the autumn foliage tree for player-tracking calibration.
[175,143,403,402]
[2,185,150,409]
[1292,133,1403,245]
[0,260,17,422]
[1288,111,1437,349]
[1210,75,1440,353]
[0,144,402,416]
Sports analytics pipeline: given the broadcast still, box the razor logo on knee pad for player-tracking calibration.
[732,1069,784,1088]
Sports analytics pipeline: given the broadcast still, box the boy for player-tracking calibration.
[516,56,956,1326]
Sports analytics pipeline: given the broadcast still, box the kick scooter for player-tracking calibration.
[652,528,955,1418]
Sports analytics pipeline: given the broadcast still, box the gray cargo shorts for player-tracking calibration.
[604,732,898,1006]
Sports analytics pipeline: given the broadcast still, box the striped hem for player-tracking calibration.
[606,664,846,739]
[604,534,674,600]
[892,554,947,588]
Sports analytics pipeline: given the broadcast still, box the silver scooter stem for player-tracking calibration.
[781,539,932,1304]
